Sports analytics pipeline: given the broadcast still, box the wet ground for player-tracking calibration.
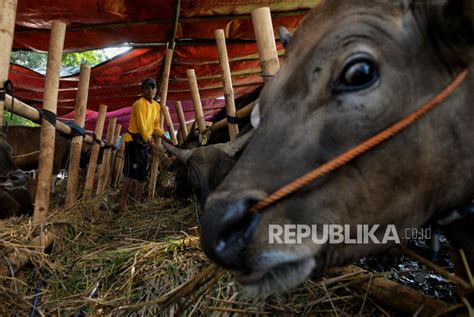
[357,233,458,303]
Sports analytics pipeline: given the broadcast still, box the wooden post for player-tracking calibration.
[147,135,160,200]
[251,7,280,81]
[0,0,17,128]
[160,48,178,144]
[215,29,239,140]
[175,101,188,143]
[113,141,125,187]
[96,117,116,195]
[148,48,176,199]
[83,104,107,200]
[33,21,66,225]
[107,123,121,187]
[186,69,206,133]
[65,64,90,206]
[161,105,177,143]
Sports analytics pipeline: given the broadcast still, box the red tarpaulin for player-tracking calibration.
[9,0,319,133]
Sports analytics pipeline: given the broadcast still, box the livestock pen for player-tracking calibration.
[1,0,473,316]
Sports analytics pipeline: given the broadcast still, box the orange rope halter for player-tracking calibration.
[249,70,468,214]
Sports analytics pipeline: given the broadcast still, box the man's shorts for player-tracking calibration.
[123,141,151,182]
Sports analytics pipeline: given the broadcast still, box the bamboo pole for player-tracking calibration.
[251,7,280,81]
[0,231,55,277]
[148,48,175,199]
[33,21,66,226]
[160,48,178,144]
[83,104,107,200]
[147,134,160,200]
[4,95,101,146]
[107,123,121,187]
[175,101,188,143]
[96,117,116,195]
[161,105,176,142]
[65,64,90,206]
[186,69,206,133]
[113,141,125,187]
[0,0,17,128]
[215,29,238,140]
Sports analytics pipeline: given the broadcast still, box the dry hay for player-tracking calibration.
[0,190,467,316]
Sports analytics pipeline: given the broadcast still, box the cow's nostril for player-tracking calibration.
[215,211,261,266]
[201,191,264,270]
[8,170,26,186]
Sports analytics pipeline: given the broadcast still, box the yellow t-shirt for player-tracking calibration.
[123,97,164,143]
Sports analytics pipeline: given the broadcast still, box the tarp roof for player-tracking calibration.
[9,0,319,133]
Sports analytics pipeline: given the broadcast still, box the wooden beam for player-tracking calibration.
[5,95,102,146]
[15,9,310,34]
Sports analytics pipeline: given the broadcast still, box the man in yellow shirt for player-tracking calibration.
[119,77,170,212]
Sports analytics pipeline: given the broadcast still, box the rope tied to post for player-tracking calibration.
[62,120,86,138]
[102,143,118,150]
[38,109,57,126]
[1,80,15,128]
[226,115,243,124]
[86,131,104,147]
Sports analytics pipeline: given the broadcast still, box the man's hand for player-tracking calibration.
[148,140,158,156]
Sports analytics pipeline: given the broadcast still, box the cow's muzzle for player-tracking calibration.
[201,189,266,270]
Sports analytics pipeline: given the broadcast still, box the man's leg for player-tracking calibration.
[133,181,145,203]
[119,177,133,212]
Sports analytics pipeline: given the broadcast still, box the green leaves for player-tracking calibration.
[10,49,108,70]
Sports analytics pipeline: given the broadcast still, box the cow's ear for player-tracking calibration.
[438,0,474,63]
[278,26,292,49]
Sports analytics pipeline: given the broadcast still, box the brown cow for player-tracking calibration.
[6,126,71,193]
[201,0,474,294]
[163,129,254,207]
[0,131,35,219]
[7,126,71,175]
[0,175,36,219]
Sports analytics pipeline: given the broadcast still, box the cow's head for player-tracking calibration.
[201,0,474,293]
[164,130,254,207]
[0,132,27,188]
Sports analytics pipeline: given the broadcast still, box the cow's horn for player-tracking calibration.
[278,26,292,48]
[216,129,255,157]
[162,142,195,163]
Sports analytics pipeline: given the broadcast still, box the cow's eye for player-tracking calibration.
[335,57,378,93]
